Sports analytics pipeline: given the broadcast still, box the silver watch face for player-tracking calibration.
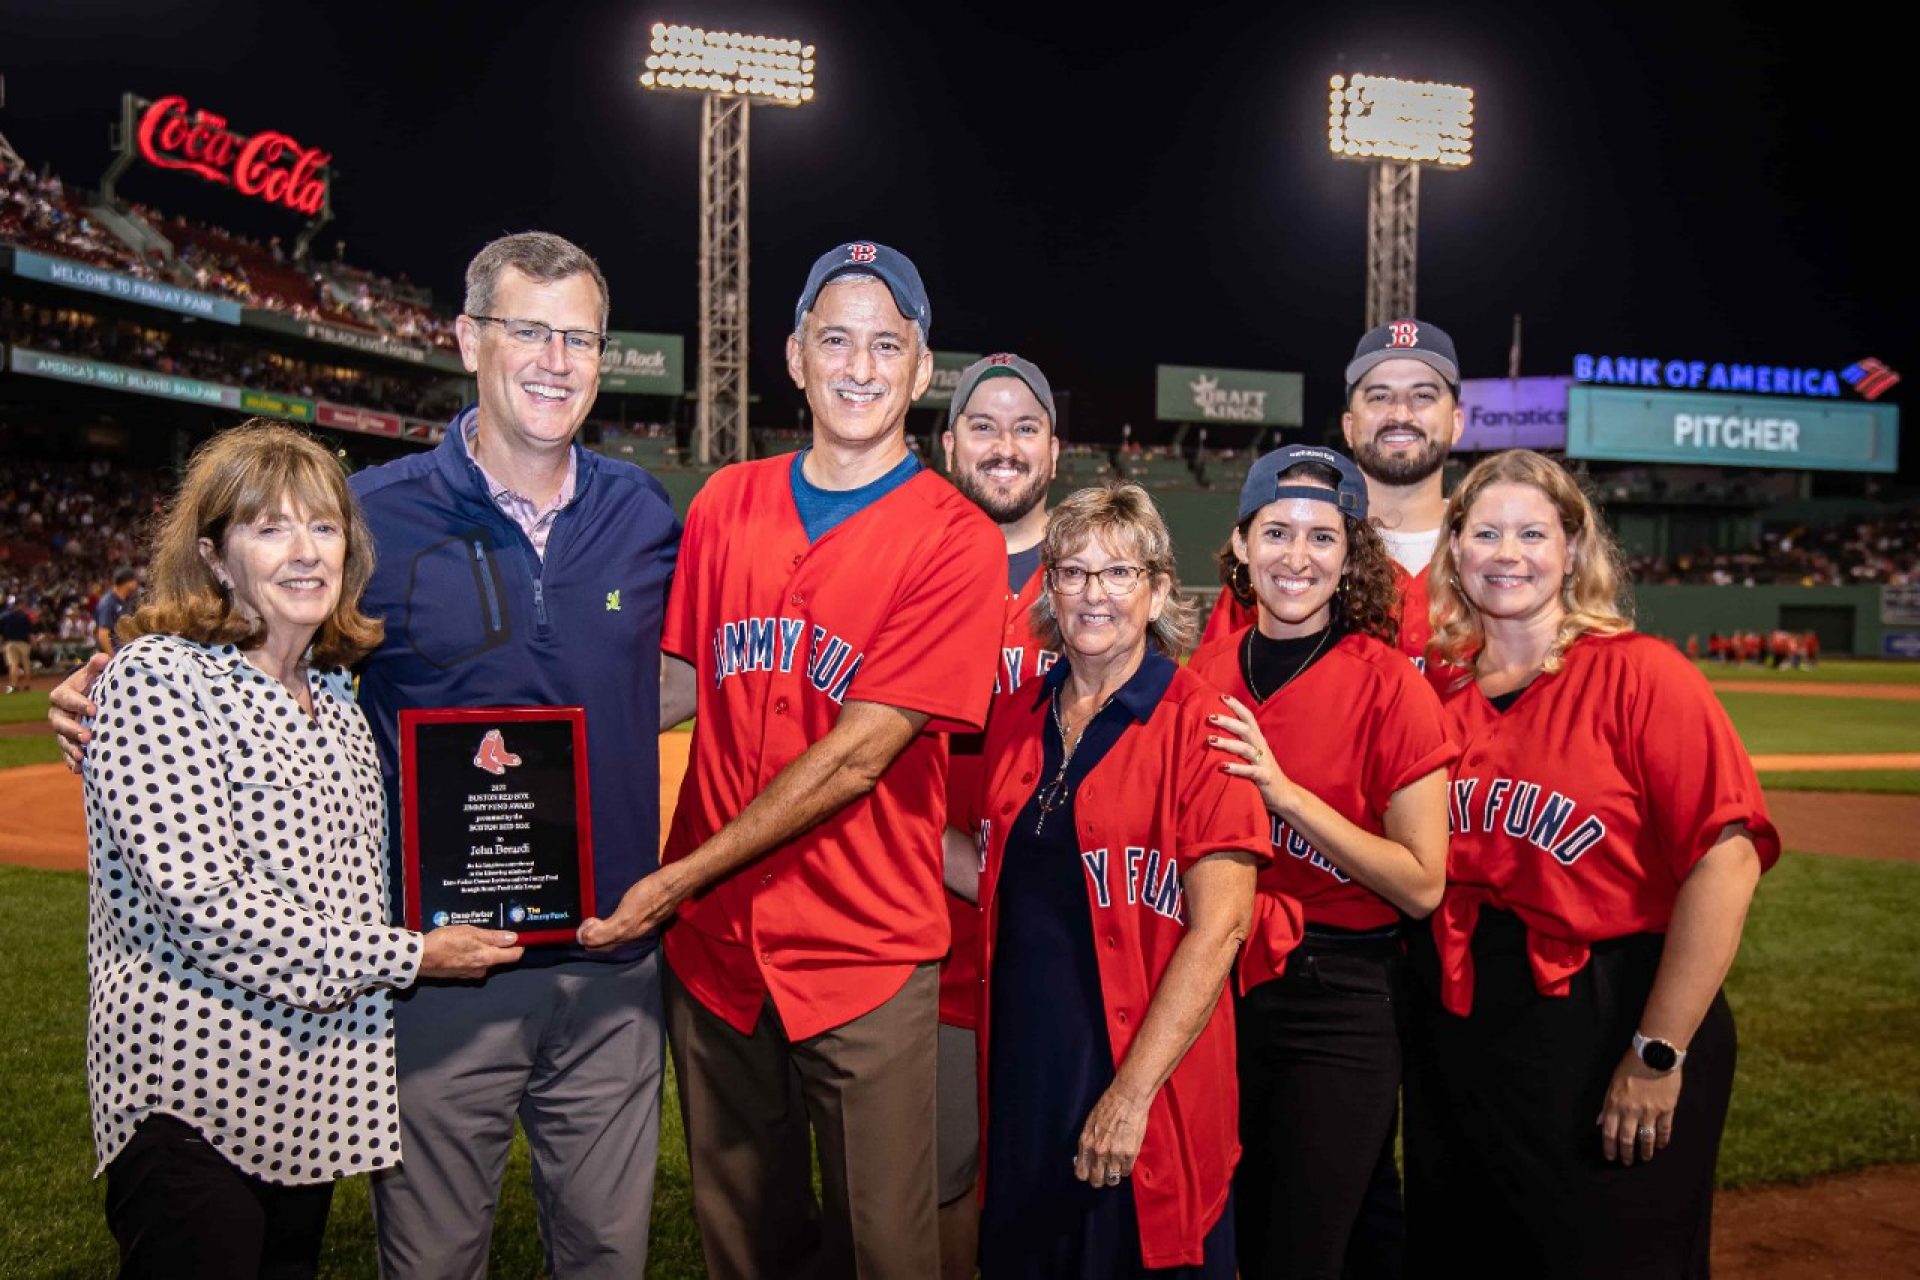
[1640,1038,1679,1072]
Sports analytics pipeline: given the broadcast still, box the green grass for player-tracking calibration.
[3,853,1913,1275]
[0,690,51,725]
[1718,853,1920,1185]
[1716,692,1920,756]
[1759,770,1920,795]
[0,737,62,769]
[1697,658,1920,685]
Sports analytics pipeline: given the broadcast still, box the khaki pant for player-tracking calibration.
[666,960,940,1280]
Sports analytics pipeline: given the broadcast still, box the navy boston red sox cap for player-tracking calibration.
[1344,318,1460,397]
[946,353,1057,427]
[794,240,932,339]
[1238,444,1370,522]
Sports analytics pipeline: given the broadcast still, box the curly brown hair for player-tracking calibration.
[121,419,384,669]
[1215,460,1400,647]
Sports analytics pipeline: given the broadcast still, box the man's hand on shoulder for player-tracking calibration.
[50,653,108,774]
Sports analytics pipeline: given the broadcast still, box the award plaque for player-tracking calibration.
[399,706,595,946]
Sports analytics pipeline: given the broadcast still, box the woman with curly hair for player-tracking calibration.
[1403,448,1777,1278]
[1191,444,1456,1278]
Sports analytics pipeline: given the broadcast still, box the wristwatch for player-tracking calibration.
[1632,1031,1687,1073]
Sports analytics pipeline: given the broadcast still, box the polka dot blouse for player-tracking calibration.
[83,633,423,1186]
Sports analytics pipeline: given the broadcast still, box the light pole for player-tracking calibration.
[641,23,815,465]
[1327,73,1474,328]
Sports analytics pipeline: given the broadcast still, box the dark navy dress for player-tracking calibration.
[978,653,1234,1280]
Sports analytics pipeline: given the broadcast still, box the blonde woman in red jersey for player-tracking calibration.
[1404,449,1777,1278]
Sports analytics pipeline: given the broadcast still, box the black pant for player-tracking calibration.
[1402,912,1735,1280]
[104,1114,334,1280]
[1235,932,1405,1280]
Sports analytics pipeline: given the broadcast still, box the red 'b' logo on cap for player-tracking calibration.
[847,242,878,263]
[1388,321,1419,348]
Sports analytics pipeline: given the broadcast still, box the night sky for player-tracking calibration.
[1,1,1906,466]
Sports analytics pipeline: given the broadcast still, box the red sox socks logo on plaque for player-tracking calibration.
[472,728,523,776]
[846,242,878,263]
[1389,320,1419,348]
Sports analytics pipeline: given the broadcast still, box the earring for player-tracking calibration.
[1232,561,1251,596]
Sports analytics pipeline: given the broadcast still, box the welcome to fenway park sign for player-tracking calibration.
[128,93,331,216]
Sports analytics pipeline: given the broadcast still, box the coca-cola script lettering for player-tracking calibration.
[135,95,330,216]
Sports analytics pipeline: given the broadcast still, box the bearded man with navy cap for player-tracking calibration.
[1201,318,1465,667]
[1337,318,1465,662]
[581,241,1005,1280]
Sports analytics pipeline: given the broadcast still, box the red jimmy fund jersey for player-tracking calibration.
[1190,630,1456,987]
[1432,632,1781,1015]
[940,564,1056,1030]
[662,456,1006,1040]
[962,664,1276,1269]
[1199,562,1436,668]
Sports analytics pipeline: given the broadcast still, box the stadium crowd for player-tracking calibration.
[1629,511,1920,586]
[0,459,168,677]
[0,298,465,421]
[3,162,458,352]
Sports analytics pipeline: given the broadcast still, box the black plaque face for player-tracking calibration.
[399,707,594,946]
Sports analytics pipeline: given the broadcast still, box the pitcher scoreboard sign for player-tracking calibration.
[1155,365,1303,427]
[1566,386,1899,473]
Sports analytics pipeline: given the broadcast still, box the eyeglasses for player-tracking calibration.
[468,315,609,358]
[1048,564,1149,595]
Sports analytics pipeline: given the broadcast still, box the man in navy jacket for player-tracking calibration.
[51,231,682,1279]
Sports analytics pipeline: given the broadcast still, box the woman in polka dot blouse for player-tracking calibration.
[82,420,524,1279]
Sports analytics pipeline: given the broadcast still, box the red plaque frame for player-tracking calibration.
[399,705,595,946]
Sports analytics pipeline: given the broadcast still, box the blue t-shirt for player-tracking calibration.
[790,449,922,541]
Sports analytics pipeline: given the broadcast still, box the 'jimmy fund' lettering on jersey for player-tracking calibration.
[1080,846,1185,923]
[996,644,1059,695]
[712,616,864,704]
[977,819,1185,923]
[1448,776,1608,866]
[1270,814,1352,885]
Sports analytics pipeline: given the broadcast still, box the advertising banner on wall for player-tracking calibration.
[1882,585,1920,627]
[912,351,984,408]
[1565,387,1899,473]
[243,308,465,373]
[8,346,239,407]
[315,402,402,436]
[599,331,686,396]
[1155,365,1303,427]
[1457,377,1572,451]
[8,247,242,324]
[238,389,315,422]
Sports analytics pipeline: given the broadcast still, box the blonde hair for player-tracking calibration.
[1031,482,1199,658]
[123,419,384,668]
[1428,449,1631,675]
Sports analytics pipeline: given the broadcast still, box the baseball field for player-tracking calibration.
[1,658,1915,1277]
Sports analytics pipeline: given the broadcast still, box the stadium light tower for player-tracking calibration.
[1327,74,1474,328]
[641,23,816,465]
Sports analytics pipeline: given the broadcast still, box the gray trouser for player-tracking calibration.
[372,952,664,1280]
[666,959,941,1280]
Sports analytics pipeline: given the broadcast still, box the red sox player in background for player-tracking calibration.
[581,241,1005,1280]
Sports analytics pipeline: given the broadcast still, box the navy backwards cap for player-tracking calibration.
[1344,318,1460,397]
[946,353,1056,427]
[794,240,931,340]
[1238,444,1369,522]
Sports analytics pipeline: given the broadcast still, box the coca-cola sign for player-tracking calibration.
[134,95,331,216]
